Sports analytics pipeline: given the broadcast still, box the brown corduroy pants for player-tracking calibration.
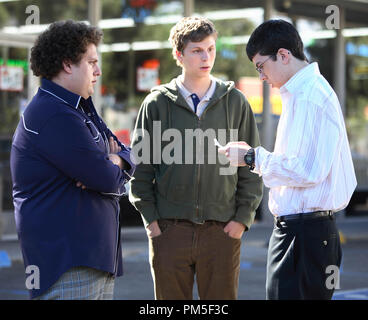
[148,219,242,300]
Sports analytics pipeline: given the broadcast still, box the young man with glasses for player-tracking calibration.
[219,19,356,300]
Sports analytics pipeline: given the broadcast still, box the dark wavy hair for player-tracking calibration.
[246,19,307,62]
[30,20,103,79]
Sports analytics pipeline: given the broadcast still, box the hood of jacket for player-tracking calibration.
[150,77,236,131]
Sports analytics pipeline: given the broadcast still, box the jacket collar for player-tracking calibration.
[40,78,93,109]
[175,75,217,102]
[151,76,234,108]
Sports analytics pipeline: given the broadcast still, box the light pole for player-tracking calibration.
[260,0,274,224]
[88,0,102,114]
[184,0,194,17]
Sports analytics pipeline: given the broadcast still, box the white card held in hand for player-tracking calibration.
[213,138,224,148]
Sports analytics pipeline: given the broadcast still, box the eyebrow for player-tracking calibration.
[190,45,215,50]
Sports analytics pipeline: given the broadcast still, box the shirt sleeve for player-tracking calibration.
[128,99,160,227]
[36,112,127,194]
[254,101,342,188]
[99,121,136,179]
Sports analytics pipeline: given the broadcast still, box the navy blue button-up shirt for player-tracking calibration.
[10,78,135,299]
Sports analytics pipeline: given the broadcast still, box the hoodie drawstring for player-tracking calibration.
[167,97,171,129]
[225,92,230,138]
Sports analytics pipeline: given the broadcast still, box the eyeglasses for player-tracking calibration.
[255,55,274,74]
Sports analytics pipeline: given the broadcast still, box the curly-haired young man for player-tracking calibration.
[10,20,135,300]
[129,17,263,300]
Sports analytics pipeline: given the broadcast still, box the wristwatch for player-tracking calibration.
[244,148,255,170]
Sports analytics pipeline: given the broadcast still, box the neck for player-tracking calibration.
[181,73,212,99]
[51,74,72,93]
[51,74,85,98]
[289,59,309,80]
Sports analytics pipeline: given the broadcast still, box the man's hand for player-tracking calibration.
[76,181,87,189]
[218,141,251,167]
[146,220,162,239]
[75,137,124,190]
[223,220,246,239]
[108,153,123,169]
[109,136,121,154]
[109,136,130,170]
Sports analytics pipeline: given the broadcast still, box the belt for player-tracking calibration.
[160,219,226,226]
[275,210,334,223]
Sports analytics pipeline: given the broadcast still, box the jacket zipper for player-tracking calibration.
[196,117,202,222]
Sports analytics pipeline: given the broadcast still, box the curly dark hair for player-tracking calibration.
[30,20,103,79]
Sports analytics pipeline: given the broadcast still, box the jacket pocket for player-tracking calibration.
[156,164,196,203]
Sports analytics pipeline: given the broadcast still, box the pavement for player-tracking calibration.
[1,210,368,300]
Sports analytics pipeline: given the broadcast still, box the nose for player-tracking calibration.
[201,51,209,61]
[259,72,267,81]
[95,64,102,76]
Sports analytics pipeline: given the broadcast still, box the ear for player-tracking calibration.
[175,50,183,63]
[278,48,291,64]
[62,60,73,74]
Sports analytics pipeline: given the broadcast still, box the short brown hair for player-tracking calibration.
[30,20,103,80]
[169,17,217,66]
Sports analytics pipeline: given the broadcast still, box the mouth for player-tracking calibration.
[200,66,211,71]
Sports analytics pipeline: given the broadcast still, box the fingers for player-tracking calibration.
[109,137,121,154]
[223,221,245,239]
[218,141,250,154]
[227,141,249,147]
[108,153,123,169]
[217,141,250,167]
[217,146,228,155]
[76,181,86,189]
[146,220,162,238]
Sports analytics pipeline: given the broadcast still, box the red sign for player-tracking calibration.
[129,0,157,9]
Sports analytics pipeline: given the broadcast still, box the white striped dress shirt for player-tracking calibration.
[254,62,357,217]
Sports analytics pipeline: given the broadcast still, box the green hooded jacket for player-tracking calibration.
[129,77,263,229]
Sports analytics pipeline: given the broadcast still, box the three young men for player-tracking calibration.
[11,15,356,301]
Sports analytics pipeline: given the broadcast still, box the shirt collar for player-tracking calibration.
[176,75,216,101]
[40,78,85,109]
[280,62,320,95]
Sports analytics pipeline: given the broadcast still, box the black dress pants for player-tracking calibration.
[266,214,342,300]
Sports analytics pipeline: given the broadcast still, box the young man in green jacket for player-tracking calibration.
[129,17,263,300]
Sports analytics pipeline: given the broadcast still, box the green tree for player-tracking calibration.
[0,4,9,27]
